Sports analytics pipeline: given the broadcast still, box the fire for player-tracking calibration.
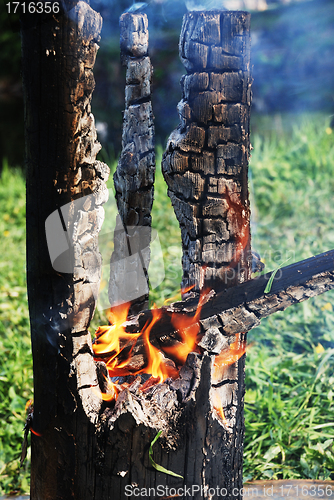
[92,290,206,401]
[163,289,207,364]
[94,301,142,377]
[93,292,248,426]
[141,308,178,382]
[100,376,121,401]
[212,333,247,425]
[212,333,246,384]
[212,392,229,427]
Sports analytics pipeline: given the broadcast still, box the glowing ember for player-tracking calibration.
[92,292,248,416]
[212,334,247,425]
[92,289,206,400]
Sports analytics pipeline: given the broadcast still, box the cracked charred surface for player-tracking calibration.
[109,13,155,317]
[22,1,109,498]
[162,10,252,294]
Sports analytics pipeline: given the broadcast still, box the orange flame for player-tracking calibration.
[212,333,247,424]
[94,302,132,357]
[212,391,229,427]
[92,289,207,401]
[94,301,142,380]
[140,308,178,382]
[100,376,121,401]
[212,333,246,384]
[163,289,207,365]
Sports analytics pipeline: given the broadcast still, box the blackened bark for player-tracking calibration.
[109,13,155,316]
[162,11,252,294]
[22,2,109,498]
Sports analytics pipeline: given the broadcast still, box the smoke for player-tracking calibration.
[125,2,149,12]
[185,0,227,10]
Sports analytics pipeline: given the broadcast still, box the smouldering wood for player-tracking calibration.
[104,248,334,363]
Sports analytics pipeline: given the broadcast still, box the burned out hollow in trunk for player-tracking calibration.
[109,12,155,316]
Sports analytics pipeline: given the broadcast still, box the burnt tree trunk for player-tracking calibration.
[22,2,109,498]
[109,13,155,316]
[161,9,252,495]
[162,11,252,294]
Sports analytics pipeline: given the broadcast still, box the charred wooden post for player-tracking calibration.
[22,2,109,497]
[162,11,252,294]
[109,13,155,316]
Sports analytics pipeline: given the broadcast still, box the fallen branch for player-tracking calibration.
[205,247,334,327]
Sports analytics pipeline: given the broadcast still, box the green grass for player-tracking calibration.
[244,114,334,481]
[0,161,32,495]
[1,113,334,495]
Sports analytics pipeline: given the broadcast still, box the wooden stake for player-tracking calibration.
[109,13,155,316]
